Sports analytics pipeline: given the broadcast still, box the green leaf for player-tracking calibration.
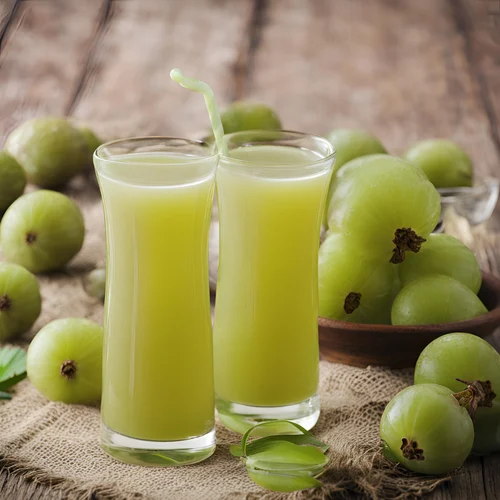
[230,444,243,457]
[0,347,27,392]
[246,434,329,456]
[241,420,312,456]
[0,391,12,400]
[246,441,329,472]
[250,461,327,477]
[247,468,323,492]
[231,420,330,493]
[248,420,306,437]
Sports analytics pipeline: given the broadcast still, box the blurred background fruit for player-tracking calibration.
[326,128,387,173]
[405,139,473,189]
[0,190,85,273]
[77,125,103,167]
[83,267,106,301]
[5,117,91,188]
[0,151,26,217]
[221,102,281,135]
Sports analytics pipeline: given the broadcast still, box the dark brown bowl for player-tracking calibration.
[319,271,500,369]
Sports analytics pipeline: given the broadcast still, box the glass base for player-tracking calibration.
[101,425,216,466]
[216,393,320,436]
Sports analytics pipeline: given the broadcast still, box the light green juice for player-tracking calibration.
[98,152,215,441]
[214,145,332,407]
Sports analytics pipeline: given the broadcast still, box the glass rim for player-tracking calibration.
[219,129,336,168]
[94,136,218,166]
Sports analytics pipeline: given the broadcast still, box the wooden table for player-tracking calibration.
[0,0,499,498]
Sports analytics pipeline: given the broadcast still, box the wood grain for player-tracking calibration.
[71,0,255,141]
[0,0,18,51]
[432,457,487,500]
[482,453,500,499]
[451,0,500,237]
[246,0,500,178]
[0,0,106,142]
[456,0,500,156]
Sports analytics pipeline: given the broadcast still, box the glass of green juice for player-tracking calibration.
[214,130,335,434]
[94,137,217,466]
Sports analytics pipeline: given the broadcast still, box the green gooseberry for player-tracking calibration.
[221,102,281,134]
[27,318,103,404]
[391,274,487,325]
[5,117,89,188]
[0,151,26,216]
[380,384,474,474]
[0,190,85,273]
[404,139,473,188]
[0,262,41,341]
[327,128,387,172]
[415,332,500,454]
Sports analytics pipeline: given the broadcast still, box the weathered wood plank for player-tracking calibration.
[456,0,500,158]
[482,453,500,499]
[0,0,15,25]
[449,0,500,240]
[0,0,19,51]
[71,0,255,141]
[0,0,106,143]
[65,0,113,116]
[426,457,487,500]
[246,0,499,177]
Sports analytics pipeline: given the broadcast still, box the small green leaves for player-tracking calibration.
[231,420,329,492]
[0,347,27,398]
[247,469,323,492]
[246,440,328,475]
[239,420,320,455]
[230,433,329,458]
[230,443,244,457]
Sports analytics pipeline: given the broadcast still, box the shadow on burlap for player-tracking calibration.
[0,173,450,499]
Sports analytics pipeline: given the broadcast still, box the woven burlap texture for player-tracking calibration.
[0,178,450,499]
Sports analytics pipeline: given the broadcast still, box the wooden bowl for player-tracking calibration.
[319,271,500,369]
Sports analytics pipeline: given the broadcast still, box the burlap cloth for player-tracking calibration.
[0,175,450,499]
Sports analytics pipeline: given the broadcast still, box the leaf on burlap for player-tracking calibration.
[245,441,328,473]
[0,347,27,393]
[247,468,323,492]
[232,420,330,492]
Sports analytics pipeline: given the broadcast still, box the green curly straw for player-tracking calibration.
[170,68,228,156]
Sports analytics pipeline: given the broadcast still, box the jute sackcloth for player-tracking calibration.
[0,174,451,499]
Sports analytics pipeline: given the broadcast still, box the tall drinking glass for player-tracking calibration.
[214,130,335,433]
[94,137,217,465]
